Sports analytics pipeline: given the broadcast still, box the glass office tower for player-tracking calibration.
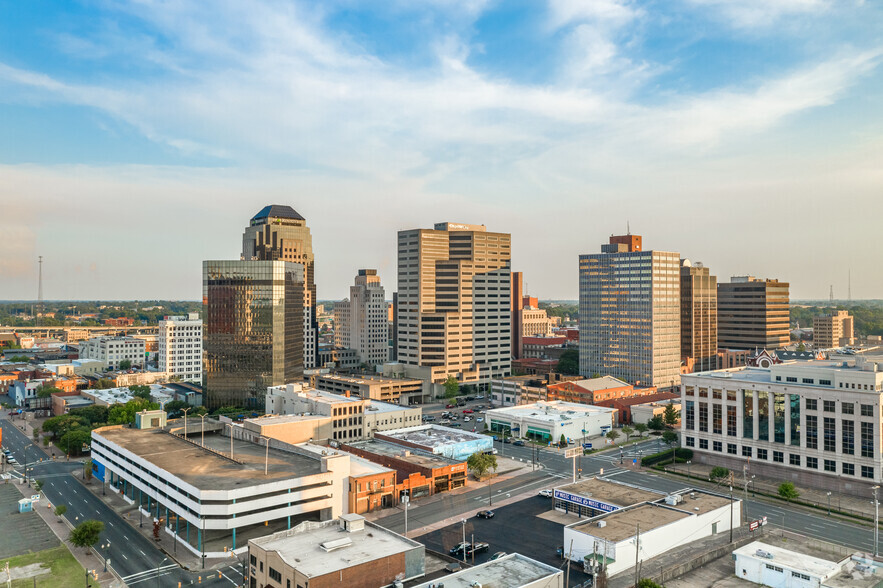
[202,260,305,410]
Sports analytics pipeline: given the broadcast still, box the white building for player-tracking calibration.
[363,400,423,437]
[82,384,174,407]
[411,553,563,588]
[485,400,617,444]
[334,269,388,368]
[564,489,739,578]
[78,336,146,370]
[91,425,350,557]
[681,355,883,494]
[158,313,202,383]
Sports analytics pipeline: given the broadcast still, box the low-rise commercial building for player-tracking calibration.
[314,372,427,405]
[266,384,366,444]
[733,541,881,588]
[411,553,563,588]
[522,336,568,360]
[318,346,360,370]
[485,401,617,443]
[595,391,680,425]
[553,477,664,518]
[347,454,397,514]
[547,376,658,405]
[243,414,334,445]
[490,374,548,407]
[91,425,351,556]
[78,336,146,370]
[363,400,422,437]
[374,424,492,461]
[564,489,739,578]
[82,384,174,407]
[629,399,681,427]
[248,515,425,588]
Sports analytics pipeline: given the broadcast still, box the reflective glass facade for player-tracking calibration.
[203,260,305,410]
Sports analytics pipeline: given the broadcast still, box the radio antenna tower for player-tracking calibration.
[829,285,834,305]
[848,268,852,302]
[37,256,44,328]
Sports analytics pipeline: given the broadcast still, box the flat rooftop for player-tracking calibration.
[410,553,561,588]
[571,503,690,542]
[318,374,422,385]
[487,400,616,422]
[94,427,323,491]
[252,518,421,579]
[84,384,173,404]
[734,541,841,579]
[348,453,394,477]
[344,439,462,468]
[244,414,331,426]
[664,490,731,515]
[366,400,414,414]
[556,478,663,508]
[378,425,490,448]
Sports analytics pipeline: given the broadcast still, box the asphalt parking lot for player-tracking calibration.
[417,494,593,586]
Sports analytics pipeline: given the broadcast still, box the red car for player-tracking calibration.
[446,404,457,409]
[462,409,474,414]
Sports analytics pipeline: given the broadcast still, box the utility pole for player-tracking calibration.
[742,465,749,523]
[633,525,640,588]
[729,484,734,542]
[565,540,573,588]
[874,485,880,557]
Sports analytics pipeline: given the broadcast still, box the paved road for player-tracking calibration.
[1,417,244,587]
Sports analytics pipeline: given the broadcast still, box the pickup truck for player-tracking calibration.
[467,542,490,556]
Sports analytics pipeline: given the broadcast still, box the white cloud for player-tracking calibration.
[685,0,830,28]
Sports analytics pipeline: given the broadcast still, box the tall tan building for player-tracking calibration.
[242,205,318,369]
[511,271,524,359]
[334,269,388,367]
[396,222,511,386]
[717,276,790,350]
[813,310,854,348]
[680,259,717,372]
[579,234,681,389]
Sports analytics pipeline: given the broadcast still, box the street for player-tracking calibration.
[1,417,243,587]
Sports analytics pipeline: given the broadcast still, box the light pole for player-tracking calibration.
[461,519,467,563]
[873,485,880,557]
[155,556,168,584]
[826,491,832,516]
[101,541,111,572]
[181,408,192,439]
[199,414,207,446]
[686,460,691,480]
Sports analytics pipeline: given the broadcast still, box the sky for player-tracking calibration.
[1,0,882,302]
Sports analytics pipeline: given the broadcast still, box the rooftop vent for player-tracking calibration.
[320,537,352,551]
[597,521,607,528]
[755,549,774,560]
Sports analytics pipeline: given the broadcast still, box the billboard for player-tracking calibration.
[553,489,620,513]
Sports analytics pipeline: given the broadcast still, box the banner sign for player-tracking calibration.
[553,489,620,513]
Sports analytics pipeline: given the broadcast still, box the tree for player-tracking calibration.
[163,400,191,418]
[443,376,460,399]
[606,430,620,444]
[84,459,93,482]
[637,579,663,588]
[797,341,806,352]
[8,355,31,363]
[58,429,92,456]
[467,452,498,479]
[94,378,116,390]
[662,430,679,464]
[634,423,648,437]
[129,385,152,400]
[37,386,63,398]
[556,349,579,375]
[559,434,567,448]
[33,480,43,492]
[710,467,730,482]
[119,359,132,370]
[70,520,104,550]
[108,398,159,425]
[54,504,67,521]
[42,414,88,440]
[621,426,634,441]
[69,405,108,426]
[647,415,665,431]
[663,403,680,427]
[778,482,800,502]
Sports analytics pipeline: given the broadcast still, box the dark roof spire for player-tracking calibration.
[251,205,305,222]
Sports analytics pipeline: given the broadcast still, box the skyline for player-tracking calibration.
[1,1,882,301]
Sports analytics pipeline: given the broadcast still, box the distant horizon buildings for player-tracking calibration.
[334,269,388,368]
[717,276,790,350]
[813,310,854,348]
[579,233,681,389]
[396,222,512,387]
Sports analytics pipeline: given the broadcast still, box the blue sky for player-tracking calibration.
[1,0,881,300]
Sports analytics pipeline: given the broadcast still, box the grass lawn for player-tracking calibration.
[3,544,97,588]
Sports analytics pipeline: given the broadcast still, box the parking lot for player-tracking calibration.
[417,494,593,586]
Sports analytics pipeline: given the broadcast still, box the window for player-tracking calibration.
[805,398,817,411]
[250,555,256,566]
[699,439,709,450]
[727,390,736,402]
[269,567,282,582]
[728,443,737,455]
[713,441,722,452]
[862,404,875,417]
[685,436,695,447]
[842,403,854,415]
[757,448,768,460]
[686,400,695,430]
[758,393,769,441]
[743,390,754,439]
[699,388,708,398]
[823,400,836,413]
[823,417,836,452]
[843,463,855,476]
[820,379,831,386]
[842,420,854,455]
[713,404,722,435]
[765,564,783,572]
[792,572,810,580]
[862,466,875,479]
[802,378,814,384]
[699,402,708,432]
[786,377,797,383]
[824,459,836,472]
[773,393,786,443]
[742,446,752,457]
[862,422,875,458]
[772,450,784,463]
[686,387,694,396]
[806,415,818,450]
[713,390,722,400]
[789,454,800,466]
[727,406,737,437]
[806,457,818,469]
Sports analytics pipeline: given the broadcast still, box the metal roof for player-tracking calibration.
[251,204,305,221]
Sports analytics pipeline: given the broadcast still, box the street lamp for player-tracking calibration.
[826,491,832,516]
[101,542,111,572]
[155,556,168,583]
[686,460,692,480]
[873,485,880,557]
[181,408,192,439]
[199,414,208,446]
[461,519,467,563]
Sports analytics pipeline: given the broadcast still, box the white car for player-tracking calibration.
[476,417,484,423]
[463,416,471,422]
[538,489,553,498]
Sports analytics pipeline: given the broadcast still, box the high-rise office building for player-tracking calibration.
[813,310,854,348]
[158,313,203,383]
[511,272,524,359]
[680,260,717,373]
[242,205,318,370]
[579,234,681,389]
[396,222,511,386]
[334,269,389,367]
[717,276,790,350]
[202,260,305,410]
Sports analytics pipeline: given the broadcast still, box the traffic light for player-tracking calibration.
[218,571,222,578]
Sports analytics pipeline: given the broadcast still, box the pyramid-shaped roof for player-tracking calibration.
[251,205,305,221]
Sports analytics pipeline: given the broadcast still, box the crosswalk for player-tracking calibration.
[121,563,179,585]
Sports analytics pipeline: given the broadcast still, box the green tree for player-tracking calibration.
[797,341,806,352]
[710,466,730,482]
[663,403,680,427]
[466,452,498,479]
[69,405,109,426]
[108,398,158,425]
[647,415,665,431]
[33,480,43,492]
[443,376,460,399]
[555,349,579,375]
[42,414,88,440]
[94,378,116,390]
[54,504,67,521]
[637,579,663,588]
[621,426,634,441]
[606,430,620,444]
[129,385,152,400]
[37,386,63,398]
[778,482,800,502]
[59,429,93,456]
[559,434,567,447]
[634,423,648,437]
[119,359,132,370]
[8,355,30,363]
[70,520,104,550]
[662,430,679,464]
[163,400,191,417]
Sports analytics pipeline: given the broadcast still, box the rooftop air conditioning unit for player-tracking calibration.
[755,550,774,559]
[597,521,607,528]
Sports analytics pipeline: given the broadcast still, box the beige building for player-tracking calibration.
[814,310,855,348]
[333,269,389,367]
[243,413,334,445]
[157,313,202,383]
[717,276,790,350]
[680,259,718,373]
[521,305,554,337]
[314,372,429,405]
[396,222,512,387]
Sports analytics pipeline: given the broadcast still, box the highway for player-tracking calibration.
[1,417,243,587]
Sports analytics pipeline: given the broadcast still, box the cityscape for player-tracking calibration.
[2,2,883,588]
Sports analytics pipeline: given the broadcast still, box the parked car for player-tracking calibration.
[449,422,462,428]
[462,409,474,414]
[476,510,495,519]
[465,396,475,401]
[440,420,451,425]
[538,489,553,498]
[512,440,524,446]
[467,542,490,555]
[503,437,511,444]
[445,562,462,573]
[476,417,484,423]
[449,542,470,556]
[490,551,507,561]
[6,457,17,465]
[446,404,457,409]
[463,417,471,422]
